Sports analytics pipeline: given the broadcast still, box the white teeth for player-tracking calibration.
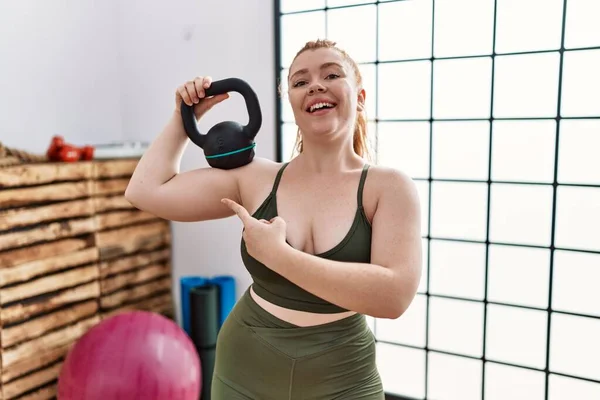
[309,102,334,112]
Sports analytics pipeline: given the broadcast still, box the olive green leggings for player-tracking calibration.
[211,288,384,399]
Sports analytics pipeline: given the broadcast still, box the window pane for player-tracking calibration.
[418,238,429,293]
[378,61,432,119]
[375,294,427,347]
[415,181,430,237]
[555,186,600,252]
[326,5,376,64]
[486,304,548,369]
[493,52,561,118]
[550,313,600,381]
[377,343,426,398]
[327,0,375,6]
[485,362,546,400]
[432,121,490,180]
[560,49,600,117]
[358,63,376,120]
[558,120,600,185]
[377,122,430,179]
[378,0,433,61]
[280,122,297,161]
[491,120,556,183]
[564,0,600,49]
[489,183,554,246]
[429,297,484,357]
[495,0,564,53]
[280,0,325,13]
[434,0,495,58]
[367,120,377,159]
[553,250,600,318]
[279,68,295,123]
[280,11,326,68]
[429,240,486,300]
[487,245,550,309]
[549,374,600,400]
[433,57,492,119]
[428,353,483,400]
[431,182,488,241]
[366,315,375,333]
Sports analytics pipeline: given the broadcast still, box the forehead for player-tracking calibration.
[289,48,347,75]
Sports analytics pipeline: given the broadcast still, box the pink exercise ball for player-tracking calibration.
[58,311,201,400]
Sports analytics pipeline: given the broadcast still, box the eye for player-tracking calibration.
[292,80,307,88]
[326,73,340,79]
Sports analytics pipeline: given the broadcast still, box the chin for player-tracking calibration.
[306,122,338,137]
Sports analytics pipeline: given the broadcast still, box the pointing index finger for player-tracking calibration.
[221,198,252,223]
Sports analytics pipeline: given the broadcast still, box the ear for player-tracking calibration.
[357,87,366,112]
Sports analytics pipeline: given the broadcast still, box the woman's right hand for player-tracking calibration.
[175,76,230,120]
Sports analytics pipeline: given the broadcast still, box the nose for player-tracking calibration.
[308,83,326,94]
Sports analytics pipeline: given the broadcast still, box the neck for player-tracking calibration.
[294,134,364,174]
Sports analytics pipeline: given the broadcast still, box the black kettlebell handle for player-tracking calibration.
[180,77,262,149]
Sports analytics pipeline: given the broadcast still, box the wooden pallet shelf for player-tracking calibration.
[0,159,173,399]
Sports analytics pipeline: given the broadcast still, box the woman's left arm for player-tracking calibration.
[223,168,423,319]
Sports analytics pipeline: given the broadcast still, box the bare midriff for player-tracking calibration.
[250,286,356,327]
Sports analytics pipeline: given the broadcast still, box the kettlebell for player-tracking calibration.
[180,77,262,170]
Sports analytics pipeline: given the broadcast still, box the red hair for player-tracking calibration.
[284,39,372,161]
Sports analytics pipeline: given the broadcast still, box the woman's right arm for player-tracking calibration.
[124,76,237,222]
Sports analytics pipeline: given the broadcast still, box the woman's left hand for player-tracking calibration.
[221,198,287,265]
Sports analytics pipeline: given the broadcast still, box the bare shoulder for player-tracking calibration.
[236,157,286,212]
[365,165,421,216]
[235,156,283,182]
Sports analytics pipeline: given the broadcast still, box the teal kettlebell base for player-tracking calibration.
[205,143,256,159]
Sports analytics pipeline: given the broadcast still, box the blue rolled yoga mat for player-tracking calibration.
[179,275,236,336]
[210,275,236,328]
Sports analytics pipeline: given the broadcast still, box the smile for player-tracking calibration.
[306,102,337,113]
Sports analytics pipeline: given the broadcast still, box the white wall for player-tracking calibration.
[0,0,277,322]
[0,0,125,152]
[117,0,277,322]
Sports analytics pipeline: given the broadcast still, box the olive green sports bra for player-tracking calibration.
[240,162,372,314]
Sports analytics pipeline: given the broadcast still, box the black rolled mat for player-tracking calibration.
[190,284,219,399]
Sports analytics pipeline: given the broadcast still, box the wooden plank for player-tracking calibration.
[2,315,100,369]
[99,249,170,278]
[0,265,99,306]
[0,181,92,209]
[2,300,98,348]
[0,237,93,269]
[0,247,98,287]
[2,345,69,384]
[100,277,171,310]
[95,209,158,230]
[101,293,173,319]
[93,159,138,178]
[96,220,170,260]
[0,163,93,188]
[0,198,95,231]
[93,195,135,213]
[92,179,129,197]
[0,217,97,252]
[2,282,100,326]
[2,361,62,399]
[17,384,57,400]
[100,263,170,294]
[0,156,21,167]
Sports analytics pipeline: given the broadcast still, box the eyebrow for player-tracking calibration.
[288,62,344,81]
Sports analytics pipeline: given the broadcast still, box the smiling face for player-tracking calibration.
[287,47,365,146]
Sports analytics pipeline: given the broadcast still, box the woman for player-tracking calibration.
[125,39,422,399]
